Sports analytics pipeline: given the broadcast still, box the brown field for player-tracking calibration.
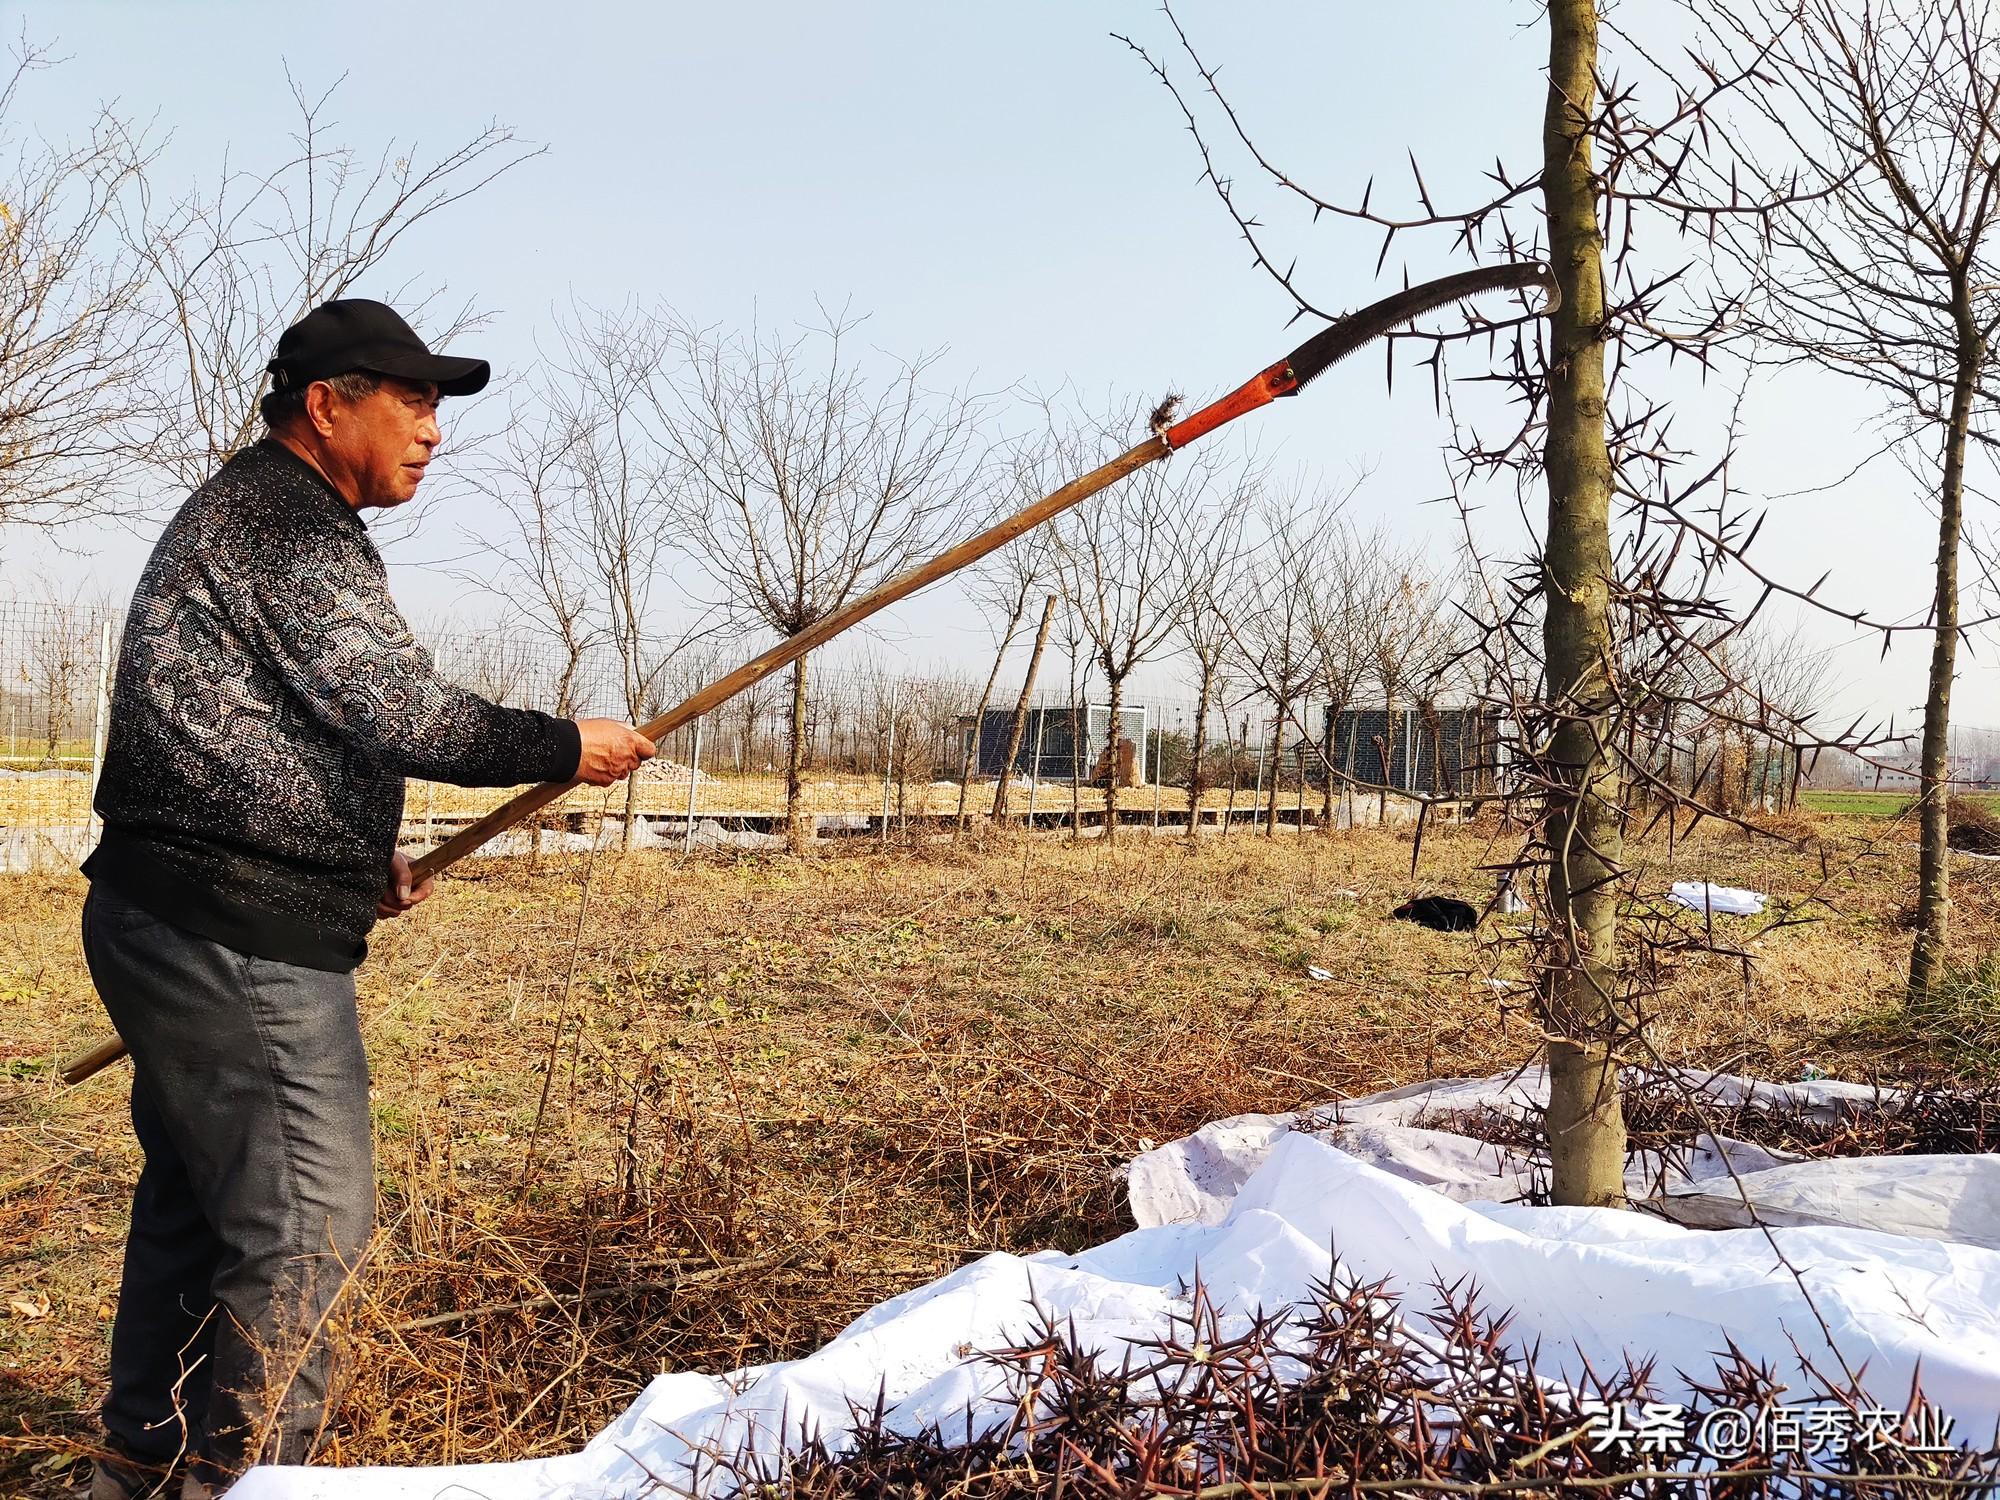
[2,809,1995,1493]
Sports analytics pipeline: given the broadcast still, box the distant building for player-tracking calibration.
[959,705,1149,782]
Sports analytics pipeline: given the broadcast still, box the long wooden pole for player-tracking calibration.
[58,440,1161,1086]
[410,440,1166,883]
[992,594,1057,820]
[63,263,1553,1086]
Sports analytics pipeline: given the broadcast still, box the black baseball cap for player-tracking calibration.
[266,299,490,398]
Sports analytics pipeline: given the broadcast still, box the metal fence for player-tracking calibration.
[0,600,121,873]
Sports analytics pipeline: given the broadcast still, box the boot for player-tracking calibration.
[86,1452,170,1500]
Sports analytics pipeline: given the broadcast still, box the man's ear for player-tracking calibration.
[302,380,342,438]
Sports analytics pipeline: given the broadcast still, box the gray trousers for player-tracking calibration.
[82,886,375,1480]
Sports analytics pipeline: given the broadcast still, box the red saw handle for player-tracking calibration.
[1164,359,1297,449]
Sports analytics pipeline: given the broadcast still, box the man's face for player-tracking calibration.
[319,377,443,509]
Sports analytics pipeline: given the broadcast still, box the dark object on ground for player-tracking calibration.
[1391,896,1479,932]
[1947,798,2000,854]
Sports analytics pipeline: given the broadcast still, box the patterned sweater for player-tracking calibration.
[85,440,581,971]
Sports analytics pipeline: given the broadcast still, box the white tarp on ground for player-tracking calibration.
[1668,881,1767,916]
[232,1075,2000,1500]
[431,817,788,859]
[1126,1067,2000,1249]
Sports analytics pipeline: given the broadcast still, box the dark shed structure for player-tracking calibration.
[961,705,1149,781]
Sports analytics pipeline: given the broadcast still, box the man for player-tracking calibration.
[81,299,656,1497]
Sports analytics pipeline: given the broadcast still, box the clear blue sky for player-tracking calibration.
[7,0,1987,731]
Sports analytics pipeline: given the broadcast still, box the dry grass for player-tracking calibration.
[1,810,1995,1492]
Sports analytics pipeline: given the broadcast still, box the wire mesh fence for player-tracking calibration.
[0,600,122,871]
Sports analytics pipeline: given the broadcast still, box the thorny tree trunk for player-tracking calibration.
[1910,290,1980,999]
[1424,700,1448,797]
[1186,656,1218,836]
[1377,698,1394,826]
[994,595,1057,820]
[1103,673,1126,845]
[1538,0,1627,1209]
[1225,717,1244,834]
[1068,679,1084,839]
[786,654,811,854]
[1319,696,1343,836]
[618,645,644,853]
[1343,720,1360,824]
[1264,702,1289,837]
[958,593,1029,835]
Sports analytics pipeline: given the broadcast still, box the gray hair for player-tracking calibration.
[260,370,384,433]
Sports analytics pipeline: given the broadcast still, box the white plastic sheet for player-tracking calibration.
[1127,1068,2000,1249]
[231,1076,2000,1500]
[449,817,787,859]
[1668,881,1766,916]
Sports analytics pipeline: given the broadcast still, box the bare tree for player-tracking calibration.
[0,40,156,526]
[1223,492,1334,837]
[992,592,1058,820]
[649,308,986,852]
[1122,0,1887,1206]
[124,72,538,492]
[22,577,116,764]
[1051,404,1221,844]
[1304,522,1388,831]
[1749,627,1835,810]
[462,395,600,719]
[1175,491,1249,832]
[649,634,738,774]
[458,628,541,708]
[1051,594,1093,838]
[1365,555,1463,812]
[958,468,1053,829]
[1710,0,2000,995]
[732,671,777,774]
[1683,623,1837,814]
[550,307,702,848]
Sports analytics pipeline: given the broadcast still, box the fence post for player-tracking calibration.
[1224,716,1243,837]
[1026,708,1045,832]
[683,716,703,855]
[1250,722,1267,836]
[88,618,112,846]
[1152,718,1163,832]
[880,687,897,844]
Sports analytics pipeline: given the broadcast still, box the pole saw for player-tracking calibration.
[60,261,1552,1087]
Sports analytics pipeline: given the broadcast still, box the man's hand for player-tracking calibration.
[377,850,436,919]
[575,719,657,786]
